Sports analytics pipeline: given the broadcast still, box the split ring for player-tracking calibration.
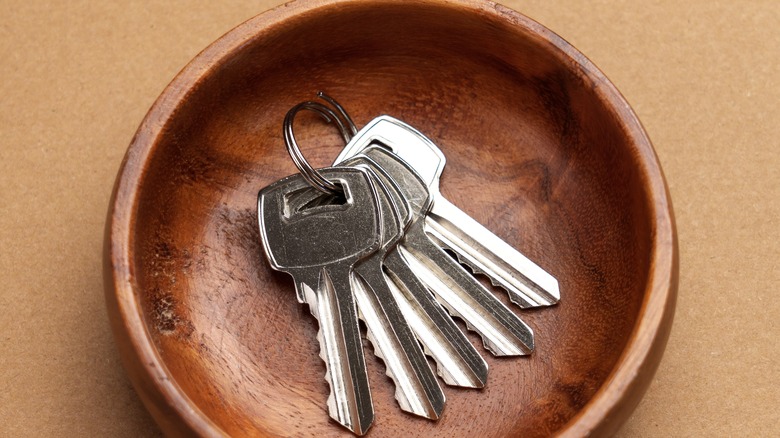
[283,94,357,195]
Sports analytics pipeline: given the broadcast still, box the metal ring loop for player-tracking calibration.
[306,101,354,144]
[317,91,358,137]
[283,96,356,195]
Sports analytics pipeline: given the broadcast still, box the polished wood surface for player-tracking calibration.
[104,0,677,436]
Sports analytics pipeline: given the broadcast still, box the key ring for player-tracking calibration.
[283,92,357,195]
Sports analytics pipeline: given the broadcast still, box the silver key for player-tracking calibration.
[360,146,534,356]
[344,155,489,388]
[344,161,446,419]
[258,167,380,435]
[335,116,560,308]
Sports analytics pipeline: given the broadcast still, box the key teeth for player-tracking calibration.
[360,315,442,420]
[309,304,372,435]
[435,296,533,357]
[419,343,451,387]
[420,342,486,389]
[449,249,556,309]
[449,249,488,280]
[454,254,511,296]
[448,253,518,306]
[307,302,337,401]
[314,323,339,424]
[433,301,492,353]
[435,231,559,309]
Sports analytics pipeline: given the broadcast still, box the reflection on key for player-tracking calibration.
[334,115,560,309]
[258,168,381,435]
[361,147,535,356]
[349,163,445,420]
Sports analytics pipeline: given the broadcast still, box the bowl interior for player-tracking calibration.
[129,2,656,436]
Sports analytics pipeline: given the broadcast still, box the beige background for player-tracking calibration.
[1,1,777,436]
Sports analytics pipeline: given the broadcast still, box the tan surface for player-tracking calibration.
[0,1,776,436]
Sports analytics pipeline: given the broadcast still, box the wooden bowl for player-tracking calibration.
[104,0,677,436]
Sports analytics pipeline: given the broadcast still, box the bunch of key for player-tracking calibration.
[258,94,560,435]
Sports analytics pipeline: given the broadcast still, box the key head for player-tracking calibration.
[358,146,433,218]
[333,115,445,195]
[258,167,381,272]
[340,155,412,235]
[362,168,403,252]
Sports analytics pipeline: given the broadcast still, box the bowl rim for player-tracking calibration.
[104,0,678,436]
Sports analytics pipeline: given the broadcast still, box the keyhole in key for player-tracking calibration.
[298,187,347,211]
[283,182,349,218]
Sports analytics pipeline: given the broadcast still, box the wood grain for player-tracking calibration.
[104,0,677,436]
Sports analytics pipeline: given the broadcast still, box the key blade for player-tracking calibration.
[350,168,445,420]
[353,146,533,355]
[352,269,445,419]
[426,197,560,308]
[400,224,534,356]
[338,119,562,309]
[305,268,374,435]
[352,151,488,388]
[384,250,488,388]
